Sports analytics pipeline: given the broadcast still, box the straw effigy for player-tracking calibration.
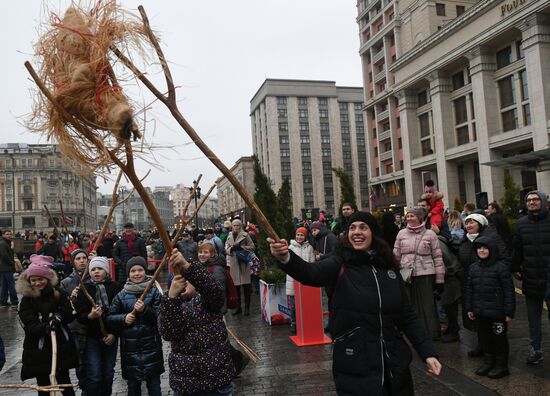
[28,1,149,175]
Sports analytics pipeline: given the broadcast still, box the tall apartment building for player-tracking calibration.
[0,143,97,232]
[357,0,476,209]
[250,79,367,218]
[216,156,256,223]
[358,0,550,209]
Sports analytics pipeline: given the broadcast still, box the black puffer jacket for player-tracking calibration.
[17,271,78,380]
[113,236,147,267]
[0,236,15,273]
[280,247,437,396]
[511,191,550,298]
[107,282,164,381]
[312,227,338,259]
[75,277,123,339]
[458,227,509,285]
[465,237,515,319]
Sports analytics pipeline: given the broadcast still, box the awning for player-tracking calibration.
[482,148,550,172]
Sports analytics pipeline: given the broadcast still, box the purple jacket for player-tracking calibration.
[158,261,234,394]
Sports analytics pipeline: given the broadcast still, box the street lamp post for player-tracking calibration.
[189,181,201,227]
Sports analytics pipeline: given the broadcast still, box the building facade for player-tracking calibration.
[216,156,255,223]
[357,0,550,209]
[250,80,367,218]
[357,0,476,209]
[0,143,97,232]
[171,184,219,228]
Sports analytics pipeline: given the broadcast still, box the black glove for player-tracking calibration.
[44,323,55,335]
[49,313,62,331]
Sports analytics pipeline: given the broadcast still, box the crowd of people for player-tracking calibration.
[0,183,548,395]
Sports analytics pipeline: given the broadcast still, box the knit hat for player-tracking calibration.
[348,211,380,236]
[424,180,436,194]
[296,227,308,237]
[464,213,488,228]
[126,256,147,276]
[70,249,88,262]
[407,206,427,222]
[89,256,110,274]
[27,254,54,280]
[310,221,324,231]
[223,220,232,228]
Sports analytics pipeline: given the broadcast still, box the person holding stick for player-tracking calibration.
[158,248,235,396]
[75,257,122,396]
[17,254,78,396]
[108,256,164,396]
[269,212,441,396]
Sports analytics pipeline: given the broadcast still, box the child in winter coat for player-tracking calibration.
[422,180,445,228]
[75,256,122,396]
[159,248,235,396]
[108,257,164,396]
[286,227,315,332]
[17,254,78,396]
[466,236,515,379]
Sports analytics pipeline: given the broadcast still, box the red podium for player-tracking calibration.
[289,280,332,347]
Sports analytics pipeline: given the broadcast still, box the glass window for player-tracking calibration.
[456,5,465,16]
[279,136,289,144]
[321,136,331,144]
[301,148,311,157]
[318,97,328,106]
[279,122,288,132]
[418,90,428,106]
[278,109,287,118]
[520,70,529,100]
[320,123,330,133]
[322,148,331,157]
[303,162,312,170]
[281,162,291,171]
[300,136,310,144]
[436,3,446,16]
[523,104,531,126]
[343,151,352,159]
[299,109,308,119]
[298,97,308,106]
[421,139,433,156]
[299,122,309,132]
[342,140,351,147]
[339,102,348,111]
[516,41,524,60]
[496,46,512,69]
[341,113,349,122]
[280,149,290,157]
[501,108,518,131]
[384,140,392,152]
[452,71,465,90]
[354,102,363,110]
[454,96,468,125]
[277,96,287,105]
[419,113,430,137]
[22,217,36,228]
[456,126,469,145]
[498,76,516,108]
[323,162,332,170]
[355,114,364,123]
[341,125,349,134]
[319,109,329,119]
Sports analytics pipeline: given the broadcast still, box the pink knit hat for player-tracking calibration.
[27,254,54,280]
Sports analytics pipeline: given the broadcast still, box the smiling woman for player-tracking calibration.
[269,211,442,396]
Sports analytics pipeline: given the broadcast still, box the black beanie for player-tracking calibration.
[126,256,148,276]
[348,211,380,236]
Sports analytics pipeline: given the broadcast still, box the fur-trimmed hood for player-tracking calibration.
[16,269,59,297]
[421,191,444,202]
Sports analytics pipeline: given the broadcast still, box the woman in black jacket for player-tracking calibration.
[269,212,441,396]
[17,254,78,396]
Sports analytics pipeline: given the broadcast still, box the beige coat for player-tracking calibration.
[225,231,255,286]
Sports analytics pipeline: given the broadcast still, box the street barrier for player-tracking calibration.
[290,280,331,347]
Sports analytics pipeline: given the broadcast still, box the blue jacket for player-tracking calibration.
[108,284,164,381]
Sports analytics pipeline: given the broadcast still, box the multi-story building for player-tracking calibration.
[171,184,218,227]
[389,0,550,207]
[357,0,476,209]
[216,156,255,223]
[0,143,97,232]
[250,79,367,217]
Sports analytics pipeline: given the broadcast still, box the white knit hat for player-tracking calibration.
[89,256,110,274]
[464,213,488,228]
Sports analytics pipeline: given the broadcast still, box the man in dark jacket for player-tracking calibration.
[311,222,338,261]
[332,202,356,236]
[0,230,18,306]
[38,234,63,262]
[511,190,550,365]
[113,223,147,283]
[176,232,198,261]
[487,202,512,252]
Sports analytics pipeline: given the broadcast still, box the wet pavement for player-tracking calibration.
[1,287,549,395]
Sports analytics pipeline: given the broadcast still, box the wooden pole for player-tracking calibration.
[58,200,70,236]
[49,328,58,396]
[91,170,124,254]
[43,205,60,237]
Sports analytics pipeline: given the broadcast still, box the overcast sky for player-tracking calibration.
[1,1,362,195]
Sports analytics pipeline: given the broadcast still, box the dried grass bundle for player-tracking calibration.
[28,1,150,174]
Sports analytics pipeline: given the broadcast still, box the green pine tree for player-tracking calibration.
[277,178,295,241]
[453,196,464,212]
[500,170,520,218]
[333,167,357,212]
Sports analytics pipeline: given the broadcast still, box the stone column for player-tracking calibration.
[467,46,503,201]
[396,89,423,207]
[519,14,550,193]
[426,71,460,208]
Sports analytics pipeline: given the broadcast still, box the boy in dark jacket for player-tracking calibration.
[75,256,122,396]
[108,256,164,396]
[466,236,515,379]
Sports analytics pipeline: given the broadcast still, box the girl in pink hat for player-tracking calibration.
[16,254,78,395]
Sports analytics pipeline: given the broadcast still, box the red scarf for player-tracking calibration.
[123,232,137,254]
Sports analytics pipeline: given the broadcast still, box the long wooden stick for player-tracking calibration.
[49,329,58,396]
[58,200,70,236]
[112,6,280,242]
[92,170,124,254]
[130,182,215,317]
[0,384,77,391]
[44,205,60,236]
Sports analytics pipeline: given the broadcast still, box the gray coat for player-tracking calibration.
[225,231,255,286]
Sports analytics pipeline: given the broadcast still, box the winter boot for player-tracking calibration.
[487,355,509,379]
[232,285,242,315]
[475,354,495,376]
[243,284,251,316]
